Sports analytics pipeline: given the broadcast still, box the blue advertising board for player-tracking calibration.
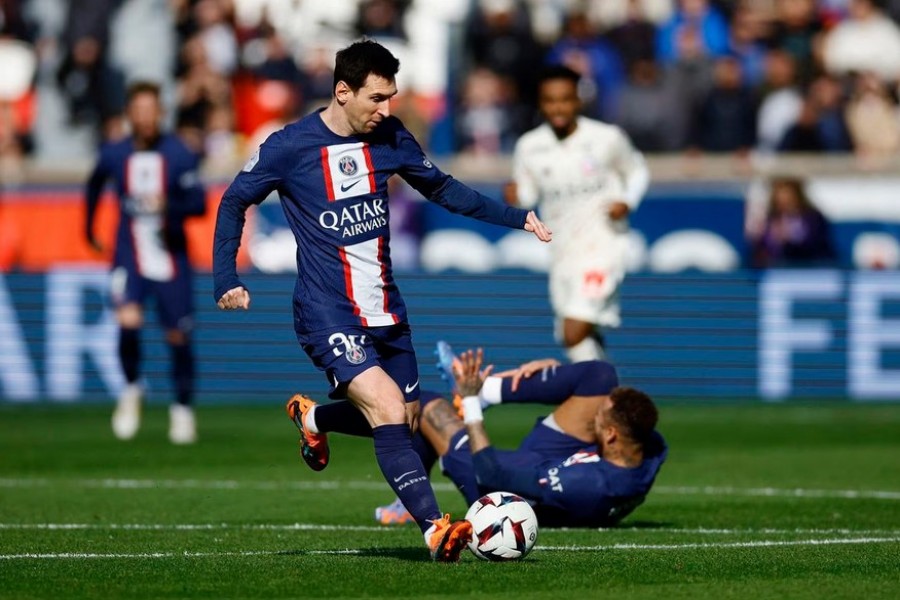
[2,269,898,404]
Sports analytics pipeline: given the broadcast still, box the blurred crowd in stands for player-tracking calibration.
[3,0,900,170]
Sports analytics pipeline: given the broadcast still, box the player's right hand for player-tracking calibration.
[217,286,251,310]
[453,348,493,397]
[494,358,561,392]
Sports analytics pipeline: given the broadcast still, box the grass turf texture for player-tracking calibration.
[1,403,899,599]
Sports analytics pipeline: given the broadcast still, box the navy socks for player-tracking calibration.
[169,342,195,406]
[118,328,140,383]
[373,423,441,533]
[313,401,373,437]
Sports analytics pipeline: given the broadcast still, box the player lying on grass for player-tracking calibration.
[375,343,668,528]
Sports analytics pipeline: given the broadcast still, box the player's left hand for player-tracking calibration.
[608,201,630,221]
[494,358,562,392]
[524,211,552,242]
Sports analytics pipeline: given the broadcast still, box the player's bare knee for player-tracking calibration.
[382,401,409,425]
[117,304,143,329]
[561,321,594,347]
[165,329,188,345]
[366,398,408,426]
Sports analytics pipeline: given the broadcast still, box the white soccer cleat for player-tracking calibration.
[169,404,197,445]
[112,383,142,440]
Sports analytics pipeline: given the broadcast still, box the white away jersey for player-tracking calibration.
[512,117,648,268]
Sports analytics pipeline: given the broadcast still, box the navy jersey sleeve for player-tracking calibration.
[167,146,206,218]
[394,126,528,230]
[471,447,545,500]
[85,144,113,244]
[213,136,289,301]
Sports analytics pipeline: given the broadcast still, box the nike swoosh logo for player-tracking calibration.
[404,380,419,393]
[393,470,417,482]
[340,180,361,192]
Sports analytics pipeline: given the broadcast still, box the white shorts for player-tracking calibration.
[549,264,624,328]
[548,228,629,329]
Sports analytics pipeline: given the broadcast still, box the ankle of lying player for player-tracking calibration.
[461,396,484,424]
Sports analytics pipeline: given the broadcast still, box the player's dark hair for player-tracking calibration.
[608,387,658,448]
[126,80,162,103]
[538,64,581,88]
[333,39,400,93]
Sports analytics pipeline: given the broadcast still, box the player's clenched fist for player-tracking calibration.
[217,286,251,310]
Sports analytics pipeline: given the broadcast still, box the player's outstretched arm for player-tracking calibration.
[217,286,250,310]
[394,125,550,240]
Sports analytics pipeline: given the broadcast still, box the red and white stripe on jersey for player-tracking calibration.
[320,142,377,202]
[338,236,398,327]
[126,151,175,281]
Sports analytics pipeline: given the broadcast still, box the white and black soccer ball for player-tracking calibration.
[465,491,539,561]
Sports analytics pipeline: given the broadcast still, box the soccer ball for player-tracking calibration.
[464,491,539,561]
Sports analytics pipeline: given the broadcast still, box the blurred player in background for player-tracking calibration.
[214,40,551,561]
[507,65,649,361]
[85,81,206,444]
[375,342,667,528]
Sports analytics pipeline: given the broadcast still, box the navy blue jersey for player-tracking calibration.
[85,134,206,281]
[213,111,529,332]
[472,431,668,528]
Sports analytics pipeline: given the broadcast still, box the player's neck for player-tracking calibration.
[550,120,578,141]
[602,443,643,468]
[133,134,161,150]
[320,102,354,137]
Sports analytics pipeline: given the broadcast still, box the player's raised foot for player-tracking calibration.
[435,340,461,395]
[375,498,415,526]
[285,394,329,471]
[112,383,142,440]
[169,404,197,445]
[427,514,473,562]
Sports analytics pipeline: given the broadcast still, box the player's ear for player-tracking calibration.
[604,425,618,446]
[335,81,352,105]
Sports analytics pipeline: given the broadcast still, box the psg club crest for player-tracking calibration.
[339,156,358,177]
[345,344,367,365]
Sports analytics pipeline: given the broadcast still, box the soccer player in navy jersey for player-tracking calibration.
[213,40,551,561]
[85,81,206,445]
[376,344,667,529]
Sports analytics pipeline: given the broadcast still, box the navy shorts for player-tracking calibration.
[441,417,594,504]
[296,322,420,401]
[110,263,194,332]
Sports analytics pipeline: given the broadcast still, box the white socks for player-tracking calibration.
[565,336,605,362]
[304,404,320,434]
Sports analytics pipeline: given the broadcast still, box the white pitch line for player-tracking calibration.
[537,537,900,551]
[2,537,899,560]
[654,485,900,500]
[3,523,900,537]
[2,478,899,500]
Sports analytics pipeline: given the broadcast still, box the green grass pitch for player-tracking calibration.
[1,402,899,599]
